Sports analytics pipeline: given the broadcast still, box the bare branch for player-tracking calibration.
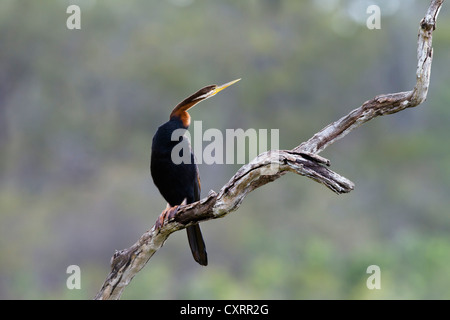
[295,0,443,155]
[95,0,444,300]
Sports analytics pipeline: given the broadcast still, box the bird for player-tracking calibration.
[150,79,240,266]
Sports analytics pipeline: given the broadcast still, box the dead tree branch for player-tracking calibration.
[95,0,444,300]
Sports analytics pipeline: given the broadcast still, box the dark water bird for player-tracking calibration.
[151,79,240,266]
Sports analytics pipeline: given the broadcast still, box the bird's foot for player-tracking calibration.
[155,204,178,230]
[155,199,187,231]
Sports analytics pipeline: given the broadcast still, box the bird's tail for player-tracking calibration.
[186,224,208,266]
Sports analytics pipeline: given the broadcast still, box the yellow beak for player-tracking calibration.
[212,78,241,96]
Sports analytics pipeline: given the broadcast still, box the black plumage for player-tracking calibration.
[151,118,207,265]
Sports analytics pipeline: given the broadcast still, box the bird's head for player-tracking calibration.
[170,78,240,128]
[190,78,241,102]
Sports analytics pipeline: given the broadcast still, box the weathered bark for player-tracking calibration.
[95,0,444,300]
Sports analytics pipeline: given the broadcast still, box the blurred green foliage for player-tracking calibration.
[1,0,450,299]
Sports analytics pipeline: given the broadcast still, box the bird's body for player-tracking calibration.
[151,118,207,265]
[150,79,240,266]
[151,118,199,207]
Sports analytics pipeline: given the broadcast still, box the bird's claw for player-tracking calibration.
[155,204,179,230]
[155,199,187,231]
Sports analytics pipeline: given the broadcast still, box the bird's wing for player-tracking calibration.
[193,163,201,202]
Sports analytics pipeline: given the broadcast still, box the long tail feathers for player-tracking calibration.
[186,224,208,266]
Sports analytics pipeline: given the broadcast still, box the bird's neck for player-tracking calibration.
[170,111,190,128]
[170,100,198,128]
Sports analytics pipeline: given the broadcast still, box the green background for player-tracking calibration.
[1,0,450,299]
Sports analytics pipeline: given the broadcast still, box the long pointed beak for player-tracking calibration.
[212,78,241,96]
